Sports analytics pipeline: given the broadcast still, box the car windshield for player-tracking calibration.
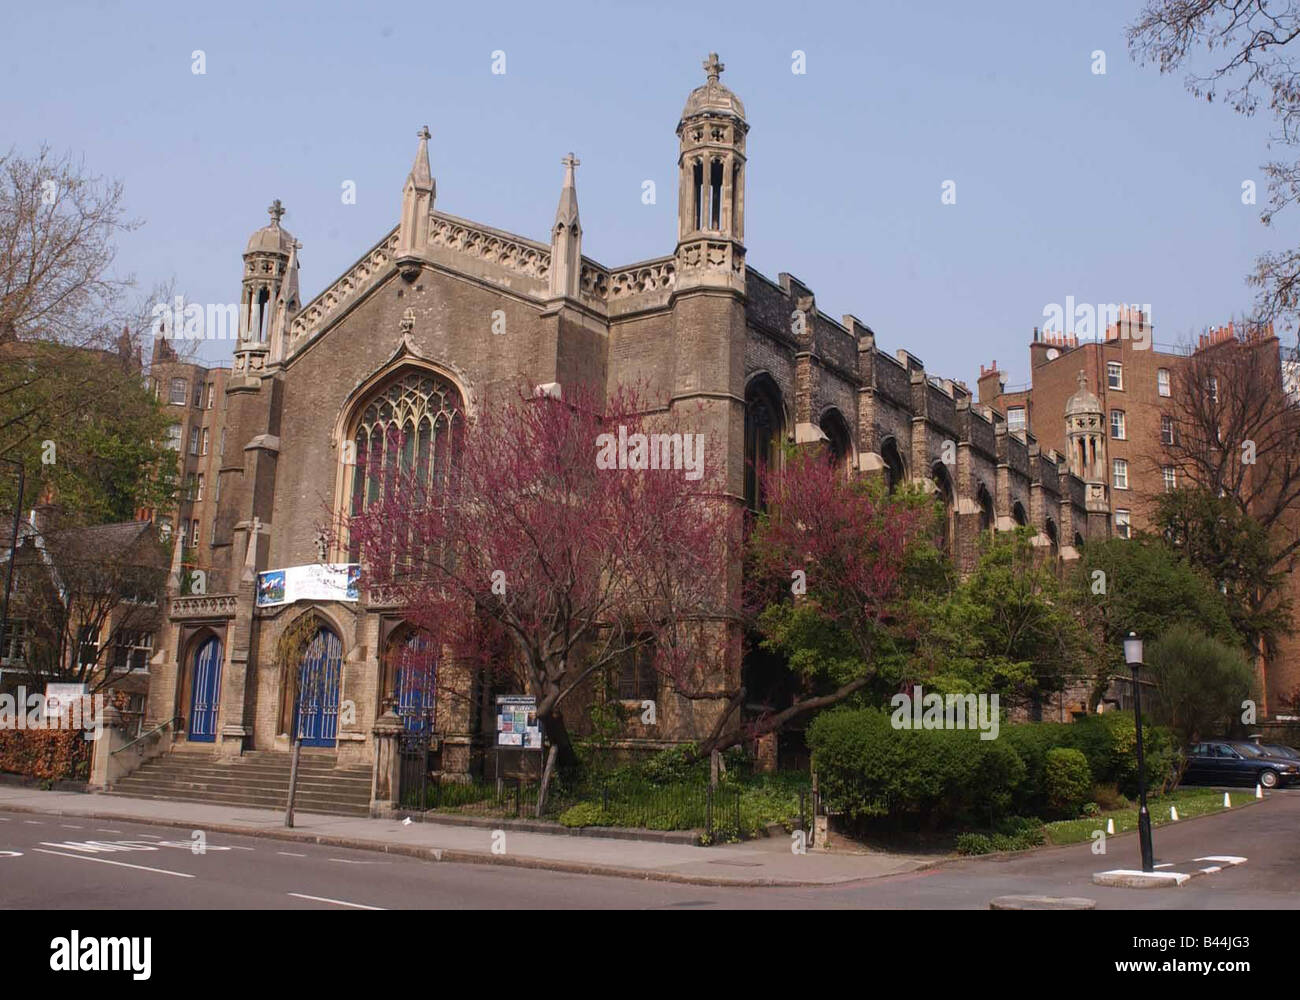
[1264,745,1299,759]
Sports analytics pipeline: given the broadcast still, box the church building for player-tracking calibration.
[142,55,1102,805]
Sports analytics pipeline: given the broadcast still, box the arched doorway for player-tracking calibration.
[977,484,995,534]
[294,626,343,747]
[385,628,437,734]
[932,461,955,553]
[1012,501,1028,527]
[188,635,223,742]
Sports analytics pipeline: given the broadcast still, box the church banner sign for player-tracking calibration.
[256,563,361,608]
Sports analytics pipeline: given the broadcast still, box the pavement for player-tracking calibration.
[0,784,1295,908]
[0,785,930,887]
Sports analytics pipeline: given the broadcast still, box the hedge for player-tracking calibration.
[0,728,92,781]
[806,707,1025,827]
[808,707,1176,830]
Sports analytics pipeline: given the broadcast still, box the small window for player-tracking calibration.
[195,474,204,501]
[618,643,658,701]
[185,474,197,501]
[77,624,99,667]
[1163,466,1177,492]
[169,378,188,405]
[201,429,210,455]
[1157,368,1171,397]
[193,382,203,407]
[1207,375,1219,401]
[1107,361,1123,390]
[205,383,215,409]
[1160,415,1174,446]
[1006,407,1026,433]
[214,473,221,504]
[1113,458,1129,490]
[1115,509,1132,540]
[191,519,200,547]
[219,429,226,458]
[166,424,182,451]
[1,619,29,664]
[1110,409,1126,439]
[189,427,200,455]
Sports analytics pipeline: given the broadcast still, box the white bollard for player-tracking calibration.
[1170,806,1179,821]
[1256,784,1264,799]
[1106,818,1115,834]
[1223,792,1232,808]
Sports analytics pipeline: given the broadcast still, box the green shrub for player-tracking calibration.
[557,802,609,828]
[955,833,994,855]
[1044,748,1092,817]
[807,707,1025,828]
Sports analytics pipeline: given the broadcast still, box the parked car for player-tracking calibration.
[1183,740,1300,789]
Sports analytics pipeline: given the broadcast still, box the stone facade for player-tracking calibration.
[147,54,1102,777]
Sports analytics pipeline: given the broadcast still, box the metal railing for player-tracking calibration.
[110,715,182,757]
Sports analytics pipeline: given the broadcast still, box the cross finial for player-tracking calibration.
[561,152,580,170]
[703,52,724,83]
[417,125,430,141]
[268,199,285,226]
[1076,369,1087,391]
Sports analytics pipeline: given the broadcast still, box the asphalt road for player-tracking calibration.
[1,789,1296,910]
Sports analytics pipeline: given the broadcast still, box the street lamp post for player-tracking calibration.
[0,458,25,668]
[1125,631,1154,872]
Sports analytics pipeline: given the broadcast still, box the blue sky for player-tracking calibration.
[2,0,1291,387]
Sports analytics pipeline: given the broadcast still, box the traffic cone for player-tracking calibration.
[1106,818,1114,834]
[1256,783,1264,799]
[1223,792,1232,808]
[1170,806,1179,821]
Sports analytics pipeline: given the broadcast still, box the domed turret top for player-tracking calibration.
[1065,369,1101,417]
[245,199,296,255]
[682,52,746,120]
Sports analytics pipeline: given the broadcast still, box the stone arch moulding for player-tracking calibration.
[174,624,226,736]
[273,605,349,740]
[743,371,793,439]
[817,406,855,459]
[327,351,474,561]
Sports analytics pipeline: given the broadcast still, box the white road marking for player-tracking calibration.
[1195,855,1248,865]
[0,817,10,822]
[0,851,22,858]
[328,858,389,865]
[227,846,254,851]
[95,828,121,834]
[1154,863,1173,869]
[277,852,307,858]
[33,848,195,878]
[59,825,83,830]
[22,821,43,825]
[287,892,383,910]
[1200,866,1223,874]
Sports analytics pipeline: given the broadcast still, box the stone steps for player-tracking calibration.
[107,745,372,817]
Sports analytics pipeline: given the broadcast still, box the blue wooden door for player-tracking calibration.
[393,632,436,734]
[188,636,223,742]
[295,628,342,747]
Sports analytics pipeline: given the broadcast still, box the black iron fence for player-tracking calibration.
[398,769,812,845]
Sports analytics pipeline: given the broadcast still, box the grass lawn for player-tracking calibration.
[1043,787,1261,846]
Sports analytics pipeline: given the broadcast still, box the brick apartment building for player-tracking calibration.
[979,308,1300,715]
[144,338,230,563]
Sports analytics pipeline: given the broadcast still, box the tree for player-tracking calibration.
[1155,487,1292,655]
[1072,534,1241,704]
[0,145,138,344]
[346,382,738,770]
[1145,623,1256,745]
[1129,1,1300,322]
[0,339,178,522]
[913,528,1094,712]
[738,448,941,754]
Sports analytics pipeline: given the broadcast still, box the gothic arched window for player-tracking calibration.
[744,376,784,514]
[346,369,462,558]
